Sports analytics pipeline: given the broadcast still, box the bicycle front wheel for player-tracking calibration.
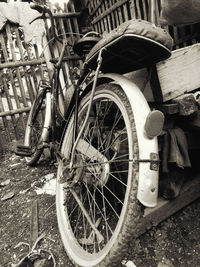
[57,84,143,267]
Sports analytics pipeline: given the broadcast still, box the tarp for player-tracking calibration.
[0,2,45,44]
[160,0,200,26]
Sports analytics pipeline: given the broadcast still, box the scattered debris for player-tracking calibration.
[14,242,30,250]
[0,179,10,187]
[10,162,21,168]
[44,173,55,181]
[157,263,174,267]
[19,188,31,194]
[35,178,56,196]
[15,234,56,267]
[33,258,50,267]
[1,191,15,201]
[157,256,174,267]
[122,260,137,267]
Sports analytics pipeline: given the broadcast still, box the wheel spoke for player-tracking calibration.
[70,188,104,243]
[83,182,114,235]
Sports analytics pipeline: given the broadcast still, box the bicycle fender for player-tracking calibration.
[96,73,159,208]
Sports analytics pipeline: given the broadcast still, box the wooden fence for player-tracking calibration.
[0,1,81,152]
[83,0,200,49]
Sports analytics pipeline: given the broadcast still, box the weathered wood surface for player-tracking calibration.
[30,199,38,248]
[138,175,200,236]
[157,43,200,102]
[172,94,198,116]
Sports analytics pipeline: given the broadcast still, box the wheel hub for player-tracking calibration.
[83,160,110,186]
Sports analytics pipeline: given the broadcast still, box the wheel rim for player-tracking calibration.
[57,89,135,266]
[24,104,44,162]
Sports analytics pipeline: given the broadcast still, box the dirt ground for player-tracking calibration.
[1,149,200,267]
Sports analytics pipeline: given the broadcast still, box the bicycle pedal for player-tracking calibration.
[15,145,33,157]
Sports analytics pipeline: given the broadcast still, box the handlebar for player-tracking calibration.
[30,1,63,43]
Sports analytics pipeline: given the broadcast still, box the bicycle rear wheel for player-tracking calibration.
[57,84,143,266]
[24,91,48,166]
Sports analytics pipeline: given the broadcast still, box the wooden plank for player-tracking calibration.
[25,44,40,97]
[101,0,109,32]
[30,199,38,249]
[138,175,200,236]
[157,43,200,102]
[117,4,124,24]
[0,92,12,141]
[97,0,105,33]
[2,77,19,139]
[112,0,120,27]
[128,0,136,19]
[135,0,142,19]
[148,0,160,25]
[123,1,130,21]
[14,28,35,104]
[0,58,45,69]
[0,106,31,118]
[68,2,80,36]
[109,0,117,29]
[142,0,148,21]
[86,0,92,14]
[52,12,80,18]
[0,33,21,139]
[159,103,179,115]
[6,24,28,108]
[90,0,104,17]
[107,0,114,29]
[105,0,112,31]
[173,94,198,116]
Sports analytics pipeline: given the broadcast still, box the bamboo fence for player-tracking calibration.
[84,0,200,49]
[0,1,81,152]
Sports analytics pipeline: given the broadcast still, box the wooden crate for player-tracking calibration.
[157,43,200,102]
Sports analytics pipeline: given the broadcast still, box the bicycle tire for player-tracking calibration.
[56,84,143,267]
[24,92,46,166]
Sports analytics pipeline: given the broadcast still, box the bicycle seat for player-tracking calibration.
[86,19,174,74]
[73,35,101,57]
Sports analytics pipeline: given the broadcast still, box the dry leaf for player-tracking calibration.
[0,179,10,187]
[1,191,15,201]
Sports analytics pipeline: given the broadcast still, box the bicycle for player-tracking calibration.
[15,3,91,166]
[16,1,173,266]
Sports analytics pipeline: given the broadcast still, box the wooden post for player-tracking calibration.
[30,199,38,249]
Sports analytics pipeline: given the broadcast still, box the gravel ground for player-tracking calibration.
[1,151,200,267]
